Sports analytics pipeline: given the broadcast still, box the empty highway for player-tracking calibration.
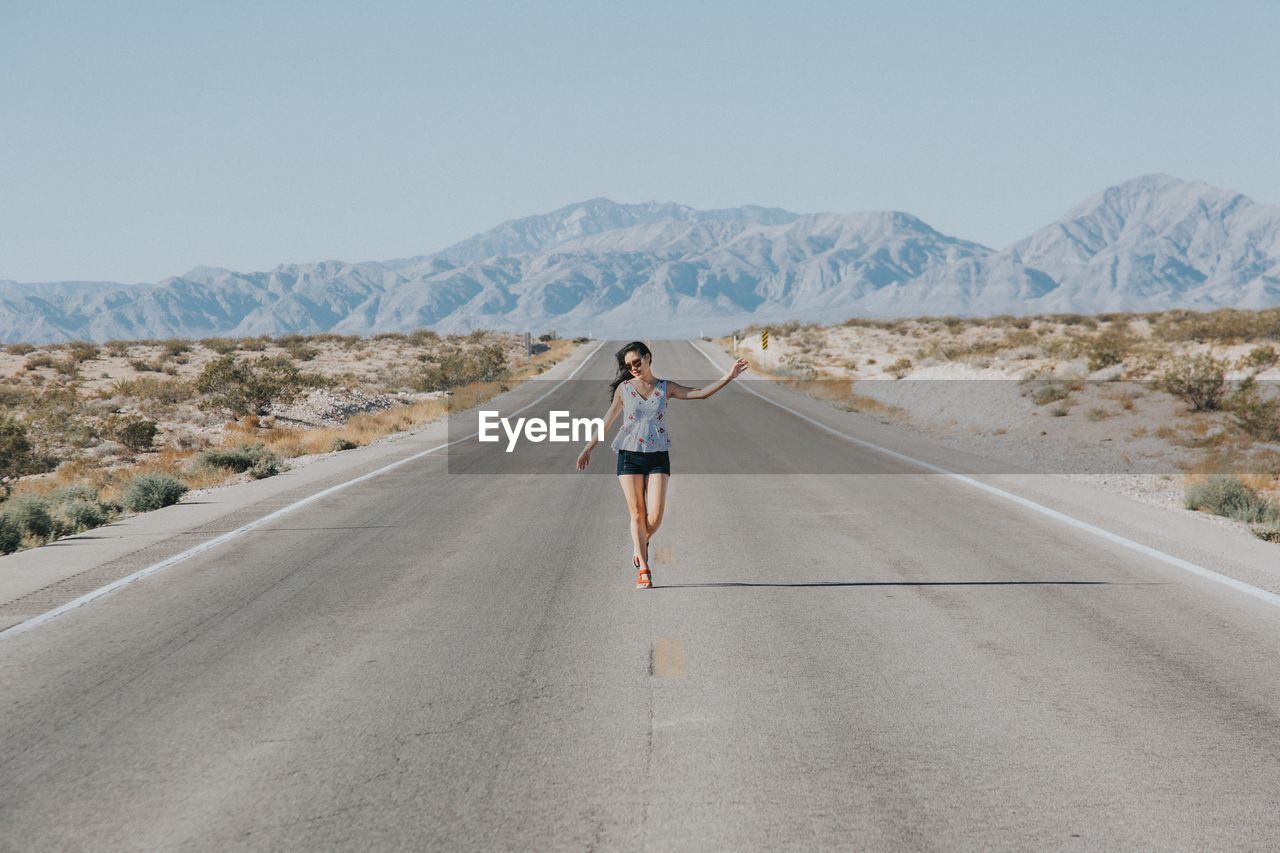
[3,340,1280,851]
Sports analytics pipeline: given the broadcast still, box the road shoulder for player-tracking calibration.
[694,340,1280,604]
[0,341,601,633]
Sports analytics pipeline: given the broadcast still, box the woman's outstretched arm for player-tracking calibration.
[576,385,624,470]
[667,357,749,401]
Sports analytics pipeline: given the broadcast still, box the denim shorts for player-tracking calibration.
[616,449,671,476]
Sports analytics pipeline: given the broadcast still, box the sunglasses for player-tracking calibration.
[624,357,646,371]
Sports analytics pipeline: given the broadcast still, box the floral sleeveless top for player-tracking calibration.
[611,378,670,452]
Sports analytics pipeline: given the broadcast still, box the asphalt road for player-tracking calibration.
[3,340,1280,851]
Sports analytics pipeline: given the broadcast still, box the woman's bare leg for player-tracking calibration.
[618,474,650,568]
[645,473,669,538]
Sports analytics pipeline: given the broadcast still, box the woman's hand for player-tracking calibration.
[576,447,592,470]
[728,357,749,380]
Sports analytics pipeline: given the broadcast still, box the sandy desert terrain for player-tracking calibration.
[720,309,1280,541]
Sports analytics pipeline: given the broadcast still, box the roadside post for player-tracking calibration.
[761,329,769,370]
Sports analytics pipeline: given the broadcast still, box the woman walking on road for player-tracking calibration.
[576,342,749,589]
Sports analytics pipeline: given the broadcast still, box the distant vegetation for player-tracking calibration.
[0,327,569,555]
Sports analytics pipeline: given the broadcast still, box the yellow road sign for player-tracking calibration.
[761,330,769,350]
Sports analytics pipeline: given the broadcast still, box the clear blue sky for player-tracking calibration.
[3,0,1278,283]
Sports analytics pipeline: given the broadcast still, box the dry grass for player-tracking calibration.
[252,397,454,458]
[842,394,906,417]
[1181,450,1280,498]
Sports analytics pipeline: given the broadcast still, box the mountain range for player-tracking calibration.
[3,174,1278,343]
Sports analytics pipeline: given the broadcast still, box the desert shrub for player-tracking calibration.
[1085,324,1135,371]
[1031,384,1071,405]
[791,327,825,354]
[1185,474,1280,524]
[886,357,913,379]
[103,339,131,357]
[329,437,359,452]
[283,339,319,361]
[1086,407,1112,422]
[412,344,508,392]
[195,442,282,476]
[1253,522,1280,543]
[65,340,100,363]
[129,358,167,373]
[915,340,961,362]
[5,342,35,356]
[196,354,304,416]
[111,376,193,405]
[166,429,210,452]
[51,356,81,377]
[1156,354,1227,411]
[0,416,33,497]
[52,498,109,536]
[160,339,190,357]
[776,353,818,380]
[538,331,558,342]
[24,353,54,370]
[1241,345,1279,370]
[0,514,20,554]
[0,380,31,408]
[249,454,283,479]
[1225,377,1280,442]
[2,494,54,540]
[106,416,159,451]
[1154,308,1280,344]
[199,337,239,354]
[311,332,355,345]
[50,483,99,504]
[1003,329,1039,349]
[123,473,188,512]
[26,383,97,450]
[403,329,436,348]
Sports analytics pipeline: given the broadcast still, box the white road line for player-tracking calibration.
[0,341,607,641]
[692,341,1280,610]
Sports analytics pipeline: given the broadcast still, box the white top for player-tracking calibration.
[611,378,671,452]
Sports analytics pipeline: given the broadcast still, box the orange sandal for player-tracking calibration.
[636,567,652,589]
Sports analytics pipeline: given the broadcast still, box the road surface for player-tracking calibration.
[3,340,1280,850]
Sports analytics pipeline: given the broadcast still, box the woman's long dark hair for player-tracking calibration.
[609,341,651,401]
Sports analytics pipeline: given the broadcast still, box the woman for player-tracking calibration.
[576,342,749,588]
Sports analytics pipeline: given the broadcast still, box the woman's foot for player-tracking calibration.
[636,566,652,589]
